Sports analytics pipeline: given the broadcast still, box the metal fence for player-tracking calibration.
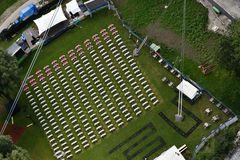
[191,116,239,160]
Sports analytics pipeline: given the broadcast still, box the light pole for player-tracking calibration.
[175,0,186,122]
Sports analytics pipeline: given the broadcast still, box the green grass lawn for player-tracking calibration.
[113,0,240,115]
[6,9,231,160]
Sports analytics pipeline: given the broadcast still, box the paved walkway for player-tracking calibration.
[0,0,40,33]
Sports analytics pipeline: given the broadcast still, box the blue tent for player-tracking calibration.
[19,4,38,21]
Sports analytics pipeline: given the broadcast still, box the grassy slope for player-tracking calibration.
[113,0,240,114]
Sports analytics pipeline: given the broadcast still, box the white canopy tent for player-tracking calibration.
[33,5,67,35]
[154,145,186,160]
[66,0,81,15]
[176,79,199,100]
[150,43,160,52]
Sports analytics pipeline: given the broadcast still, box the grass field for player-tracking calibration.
[113,0,240,115]
[4,10,231,160]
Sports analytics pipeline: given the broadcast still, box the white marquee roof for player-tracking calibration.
[150,43,160,52]
[66,0,81,15]
[177,79,199,100]
[33,5,67,35]
[154,146,186,160]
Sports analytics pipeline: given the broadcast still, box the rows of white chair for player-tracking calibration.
[84,38,134,123]
[102,25,159,108]
[90,35,140,118]
[108,25,159,106]
[50,58,96,148]
[26,73,76,159]
[70,50,118,134]
[25,24,159,159]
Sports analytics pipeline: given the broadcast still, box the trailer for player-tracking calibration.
[212,6,221,14]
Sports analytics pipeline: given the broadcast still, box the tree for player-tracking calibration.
[8,146,31,160]
[218,21,240,76]
[0,50,20,100]
[0,135,31,160]
[0,135,16,157]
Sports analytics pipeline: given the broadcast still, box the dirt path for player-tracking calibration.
[140,21,199,61]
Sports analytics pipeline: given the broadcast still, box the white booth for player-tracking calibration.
[33,5,67,36]
[176,79,200,100]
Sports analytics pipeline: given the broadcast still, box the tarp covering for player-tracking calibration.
[177,79,199,100]
[154,145,186,160]
[66,0,81,15]
[33,5,67,35]
[19,4,38,21]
